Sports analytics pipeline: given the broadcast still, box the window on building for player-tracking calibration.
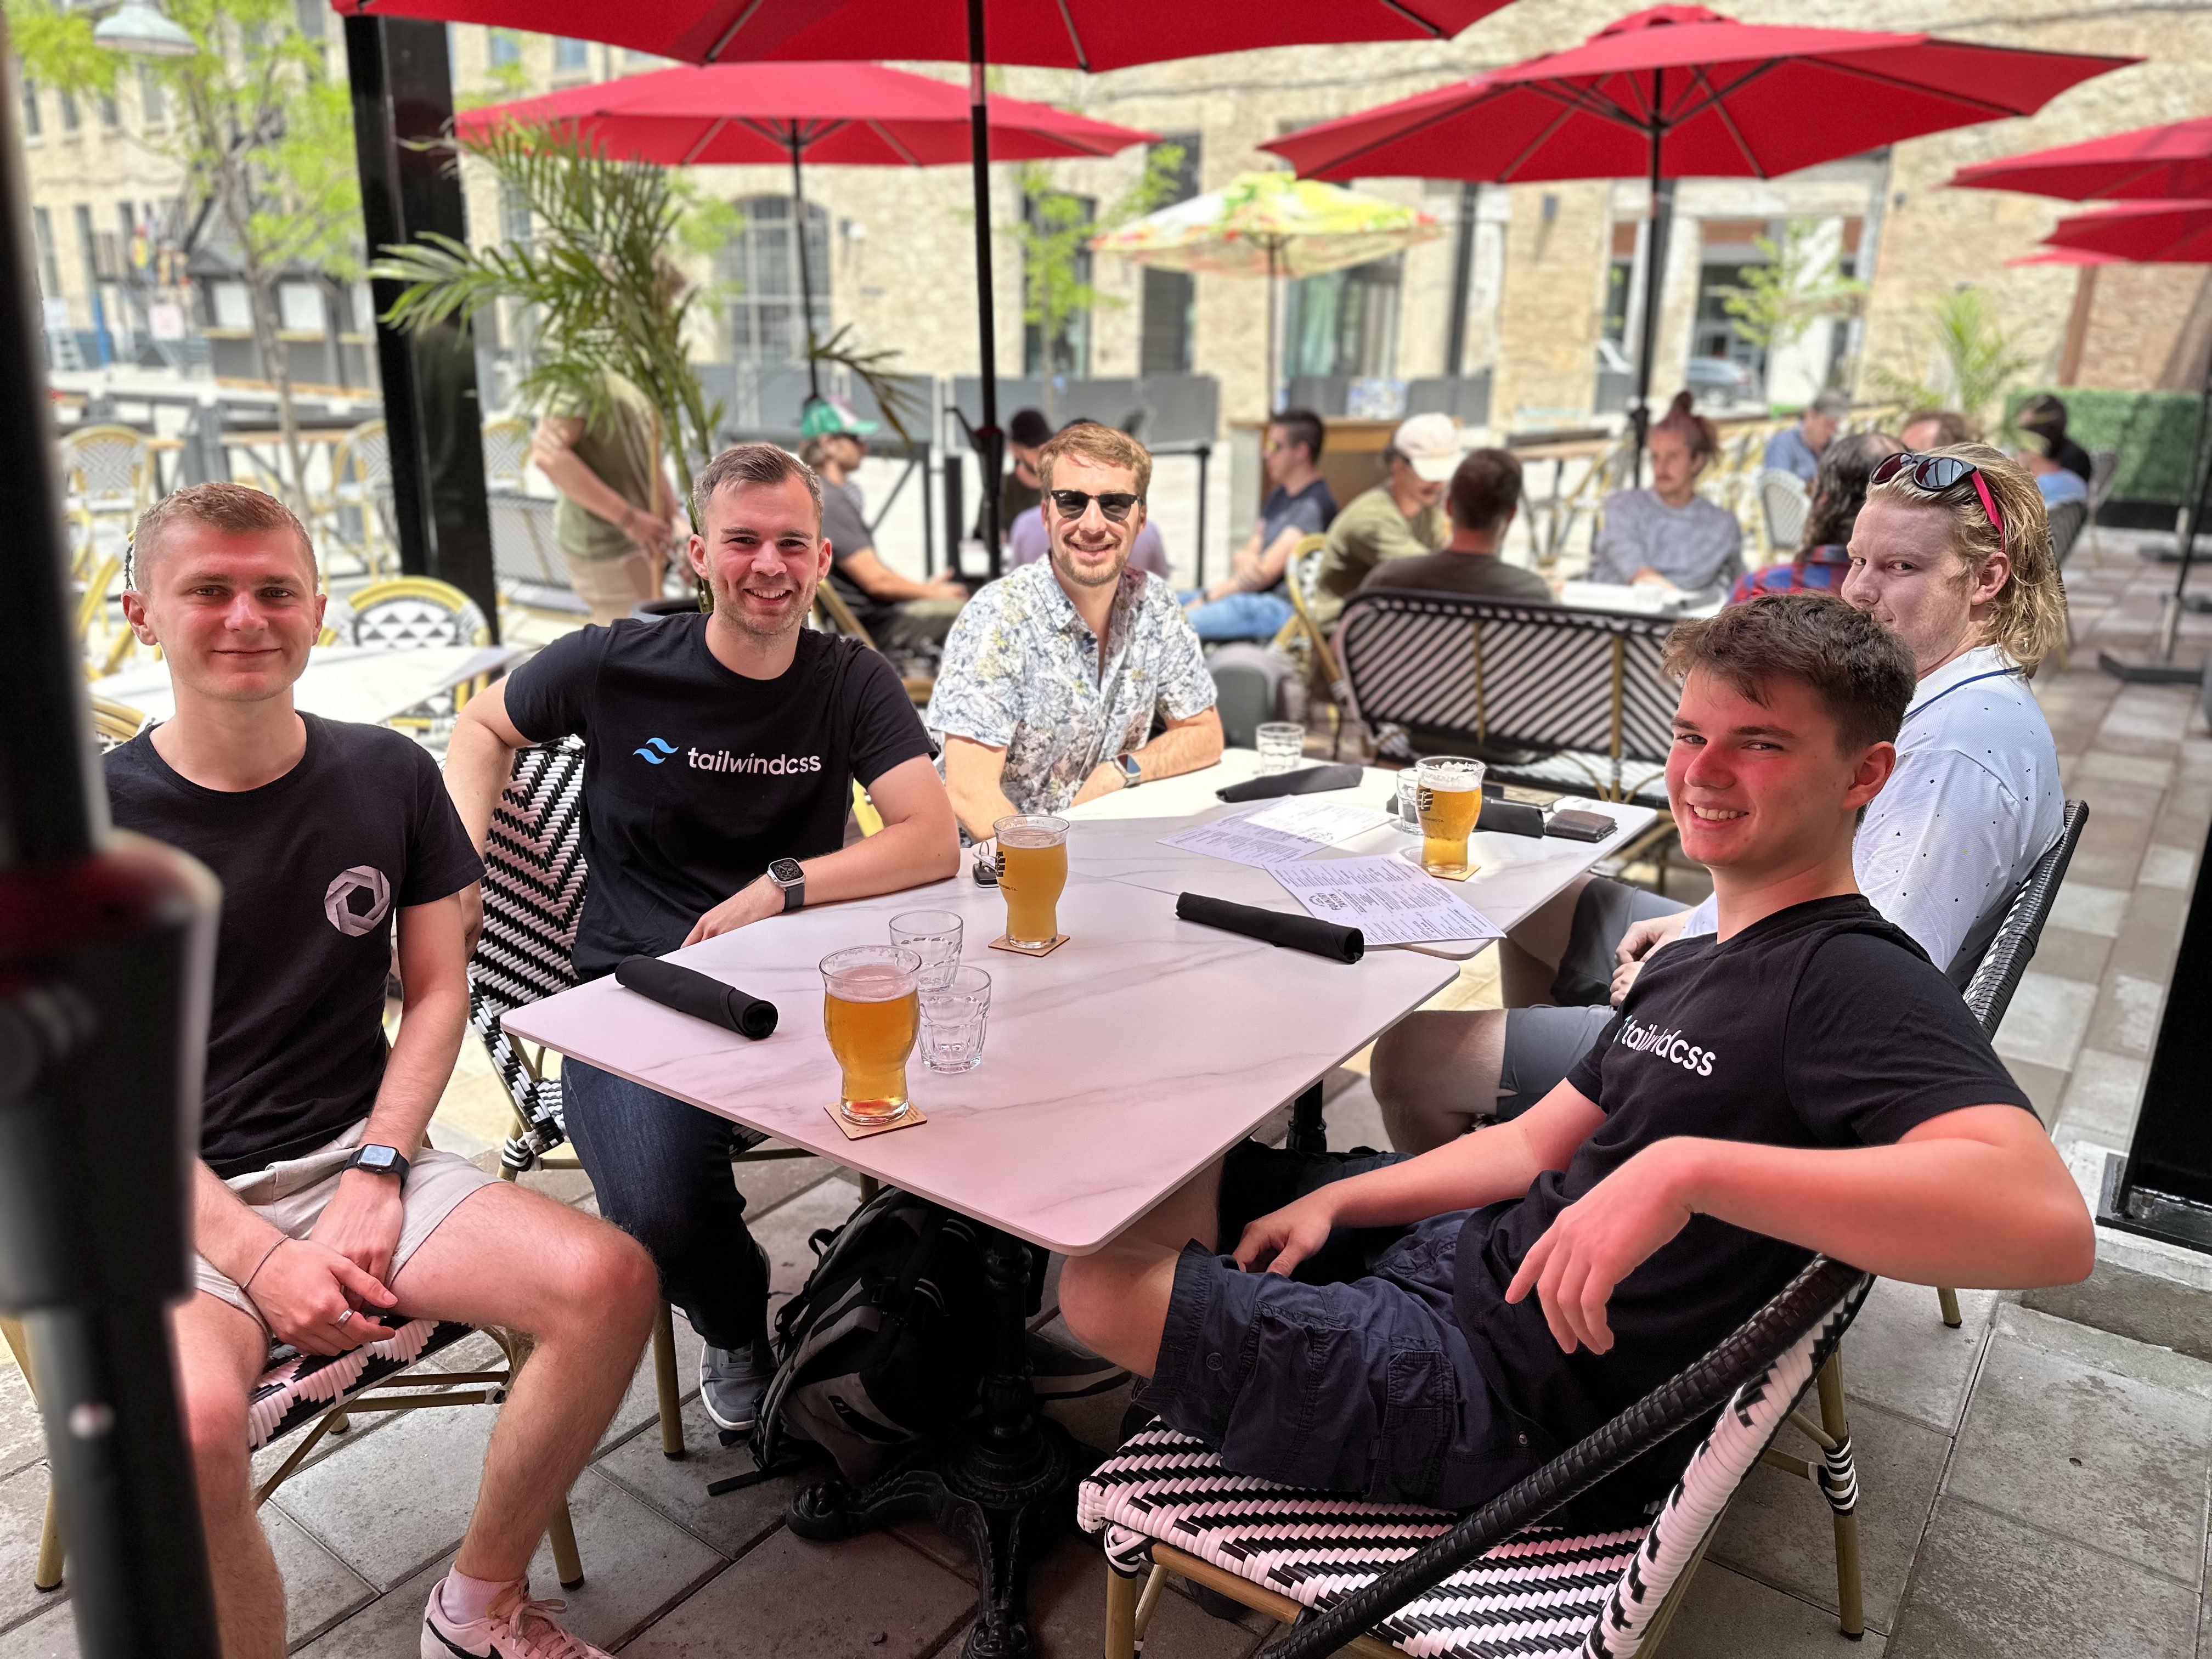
[117,201,137,274]
[1283,255,1403,382]
[292,0,325,38]
[278,281,327,334]
[19,77,40,140]
[488,29,521,69]
[32,208,59,296]
[1604,220,1638,346]
[138,64,165,127]
[554,37,591,74]
[1023,187,1096,379]
[1692,218,1769,369]
[1139,133,1201,376]
[98,92,120,130]
[719,196,830,368]
[72,204,97,291]
[499,179,532,251]
[210,280,252,330]
[58,88,78,133]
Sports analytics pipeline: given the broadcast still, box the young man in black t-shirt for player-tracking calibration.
[445,442,960,1435]
[106,484,657,1659]
[1059,594,2093,1510]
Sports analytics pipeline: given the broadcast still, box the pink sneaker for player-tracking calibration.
[421,1583,611,1659]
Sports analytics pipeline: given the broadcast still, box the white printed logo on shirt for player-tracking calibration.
[1616,1014,1716,1077]
[324,866,393,936]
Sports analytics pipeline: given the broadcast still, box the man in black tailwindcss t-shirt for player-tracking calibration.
[1056,593,2094,1516]
[447,441,961,1437]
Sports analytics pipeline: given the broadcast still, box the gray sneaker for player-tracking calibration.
[699,1336,776,1435]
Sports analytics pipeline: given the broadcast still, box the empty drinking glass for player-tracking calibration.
[889,909,964,989]
[1256,721,1306,775]
[919,966,992,1074]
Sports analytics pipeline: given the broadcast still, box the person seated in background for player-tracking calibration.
[1731,431,1903,602]
[1359,447,1550,603]
[1183,407,1339,640]
[1308,412,1457,625]
[1058,594,2092,1517]
[928,422,1222,840]
[2022,438,2090,509]
[1761,388,1847,484]
[445,443,959,1437]
[2015,392,2095,484]
[801,398,968,651]
[1374,444,2064,1152]
[533,369,686,625]
[980,406,1054,540]
[1900,408,1982,454]
[110,483,657,1659]
[1588,392,1743,596]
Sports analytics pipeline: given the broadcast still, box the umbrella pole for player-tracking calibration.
[1632,107,1673,489]
[788,132,821,406]
[1267,240,1279,417]
[968,0,1003,575]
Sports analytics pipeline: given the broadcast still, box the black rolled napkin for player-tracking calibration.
[1216,762,1364,803]
[1176,893,1364,964]
[616,956,778,1040]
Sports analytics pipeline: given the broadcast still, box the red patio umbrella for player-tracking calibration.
[1263,3,2134,471]
[459,63,1155,400]
[2005,246,2125,267]
[337,0,1510,557]
[2042,198,2212,263]
[1951,117,2212,203]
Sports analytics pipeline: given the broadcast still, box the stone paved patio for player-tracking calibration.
[7,533,2212,1657]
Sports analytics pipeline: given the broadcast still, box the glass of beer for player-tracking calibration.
[1414,756,1486,879]
[992,814,1069,948]
[820,945,922,1126]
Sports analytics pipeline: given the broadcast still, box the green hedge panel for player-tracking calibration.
[2006,386,2203,504]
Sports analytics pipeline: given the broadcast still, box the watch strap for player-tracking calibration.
[346,1144,410,1183]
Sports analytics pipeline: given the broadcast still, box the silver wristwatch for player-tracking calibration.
[768,857,805,913]
[1117,753,1143,789]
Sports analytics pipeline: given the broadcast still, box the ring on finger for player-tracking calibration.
[335,1308,356,1328]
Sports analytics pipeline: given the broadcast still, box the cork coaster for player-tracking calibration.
[1396,848,1477,882]
[823,1101,928,1140]
[989,933,1070,957]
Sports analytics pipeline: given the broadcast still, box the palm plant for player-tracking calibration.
[371,119,724,504]
[1868,286,2036,428]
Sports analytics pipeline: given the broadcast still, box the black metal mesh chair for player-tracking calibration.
[1085,1259,1871,1659]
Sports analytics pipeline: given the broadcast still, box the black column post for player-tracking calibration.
[344,15,499,640]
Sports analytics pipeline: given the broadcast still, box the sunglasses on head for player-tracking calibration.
[1871,450,2006,544]
[1046,489,1143,523]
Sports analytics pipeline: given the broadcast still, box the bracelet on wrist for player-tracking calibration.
[241,1235,289,1296]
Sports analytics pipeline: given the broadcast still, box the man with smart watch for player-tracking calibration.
[106,484,659,1659]
[447,442,960,1435]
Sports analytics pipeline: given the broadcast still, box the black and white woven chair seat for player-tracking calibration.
[247,1317,472,1449]
[1081,1262,1871,1659]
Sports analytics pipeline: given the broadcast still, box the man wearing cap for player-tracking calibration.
[802,398,968,652]
[1309,413,1457,626]
[1763,391,1848,484]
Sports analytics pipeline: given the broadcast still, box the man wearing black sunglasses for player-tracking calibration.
[928,422,1222,840]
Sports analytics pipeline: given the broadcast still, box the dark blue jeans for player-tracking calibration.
[560,1060,769,1351]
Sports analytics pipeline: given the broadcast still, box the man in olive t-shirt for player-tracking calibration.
[1310,412,1456,624]
[532,371,684,624]
[1360,447,1553,605]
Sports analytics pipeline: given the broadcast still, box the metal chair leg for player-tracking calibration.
[1815,1353,1864,1640]
[34,1487,63,1593]
[653,1302,685,1460]
[1936,1285,1962,1328]
[547,1497,584,1590]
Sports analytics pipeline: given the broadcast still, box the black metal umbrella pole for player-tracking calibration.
[0,15,222,1654]
[966,0,1005,573]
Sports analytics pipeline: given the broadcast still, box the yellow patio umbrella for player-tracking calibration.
[1091,170,1441,412]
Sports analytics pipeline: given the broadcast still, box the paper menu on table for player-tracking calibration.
[1271,855,1505,946]
[1155,815,1322,867]
[1241,796,1395,845]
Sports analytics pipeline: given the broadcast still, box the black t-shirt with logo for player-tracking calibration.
[103,715,485,1178]
[1453,895,2033,1469]
[501,614,935,978]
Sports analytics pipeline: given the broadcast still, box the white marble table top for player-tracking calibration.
[91,642,524,729]
[503,872,1457,1256]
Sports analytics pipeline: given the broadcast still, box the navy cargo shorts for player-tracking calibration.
[1132,1144,1540,1510]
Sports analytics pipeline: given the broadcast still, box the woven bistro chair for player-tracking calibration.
[334,576,494,733]
[60,423,154,571]
[1086,1257,1872,1658]
[3,1297,586,1597]
[471,739,858,1460]
[1759,468,1811,555]
[1271,535,1350,758]
[481,415,533,492]
[323,419,398,580]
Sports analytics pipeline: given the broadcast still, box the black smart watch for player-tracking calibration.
[345,1143,410,1183]
[768,857,806,913]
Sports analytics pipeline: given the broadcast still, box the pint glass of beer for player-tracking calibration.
[992,814,1069,948]
[1414,757,1486,879]
[820,945,921,1126]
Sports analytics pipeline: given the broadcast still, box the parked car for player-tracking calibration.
[1685,356,1759,408]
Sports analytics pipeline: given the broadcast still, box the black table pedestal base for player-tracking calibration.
[786,1224,1088,1658]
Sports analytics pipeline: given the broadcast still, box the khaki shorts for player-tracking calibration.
[195,1121,496,1327]
[563,548,661,626]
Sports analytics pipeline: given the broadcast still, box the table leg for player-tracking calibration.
[1286,1081,1328,1155]
[787,1223,1084,1658]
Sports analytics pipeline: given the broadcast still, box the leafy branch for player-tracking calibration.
[1865,286,2035,426]
[1715,218,1864,361]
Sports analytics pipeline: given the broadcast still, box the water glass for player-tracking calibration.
[1256,721,1306,775]
[919,966,993,1074]
[889,909,964,989]
[1393,769,1421,833]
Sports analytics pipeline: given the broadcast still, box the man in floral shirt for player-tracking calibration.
[927,423,1222,839]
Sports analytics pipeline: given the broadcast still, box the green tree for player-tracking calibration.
[1011,143,1184,417]
[1716,218,1865,374]
[1868,285,2036,427]
[10,0,365,506]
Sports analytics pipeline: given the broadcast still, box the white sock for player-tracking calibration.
[439,1569,516,1627]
